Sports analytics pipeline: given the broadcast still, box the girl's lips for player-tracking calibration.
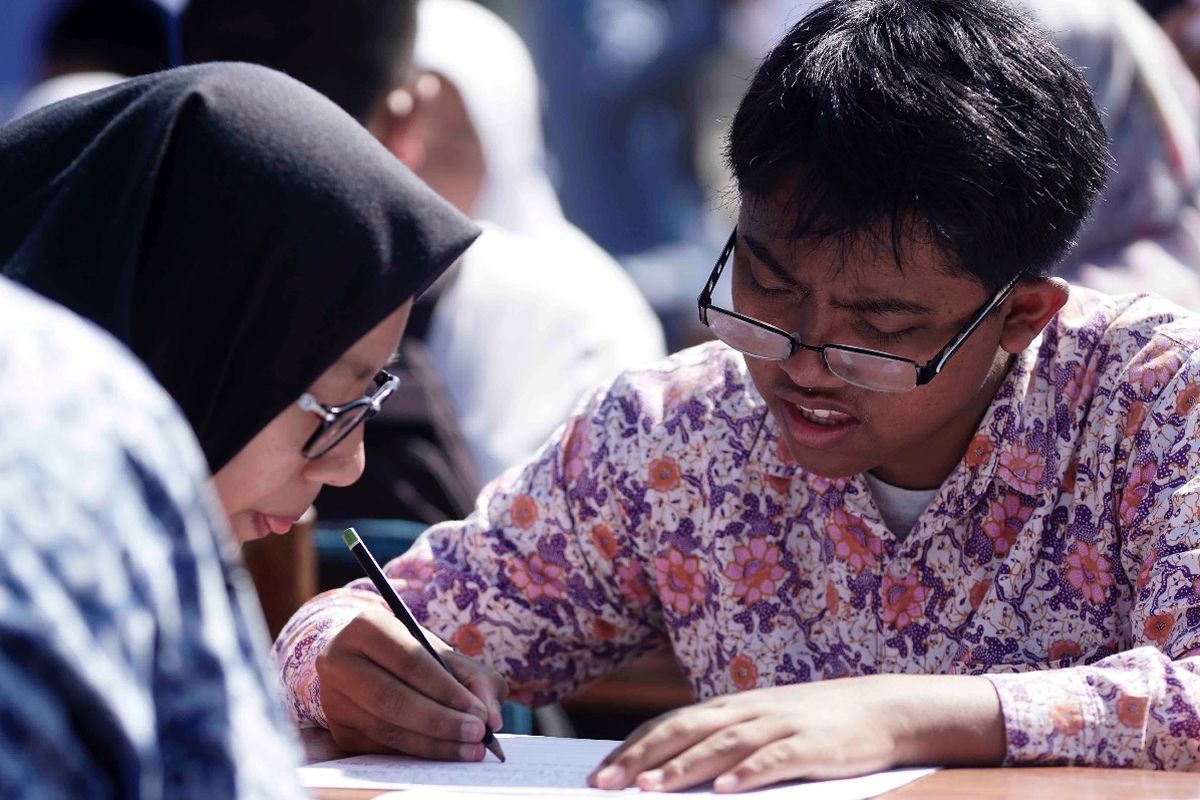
[778,400,862,450]
[254,511,299,536]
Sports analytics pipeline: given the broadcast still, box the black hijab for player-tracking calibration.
[0,63,479,471]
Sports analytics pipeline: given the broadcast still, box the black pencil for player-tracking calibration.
[340,527,506,762]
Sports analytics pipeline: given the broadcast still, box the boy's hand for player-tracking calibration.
[316,608,507,760]
[587,674,1004,793]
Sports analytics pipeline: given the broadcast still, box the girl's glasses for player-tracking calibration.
[297,370,400,458]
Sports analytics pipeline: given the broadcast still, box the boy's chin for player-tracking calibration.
[780,438,874,481]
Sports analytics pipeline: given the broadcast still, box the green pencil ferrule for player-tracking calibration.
[341,527,361,548]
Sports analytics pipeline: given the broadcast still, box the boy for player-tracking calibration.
[277,0,1200,791]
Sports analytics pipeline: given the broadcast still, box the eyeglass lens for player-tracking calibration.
[305,404,372,458]
[705,307,919,392]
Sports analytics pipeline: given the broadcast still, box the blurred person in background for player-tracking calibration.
[183,0,665,509]
[1149,2,1200,107]
[523,1,728,350]
[1019,0,1200,307]
[400,0,666,483]
[10,0,172,120]
[522,0,722,259]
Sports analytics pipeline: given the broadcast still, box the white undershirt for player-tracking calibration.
[863,472,940,541]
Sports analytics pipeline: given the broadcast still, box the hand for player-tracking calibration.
[588,674,1004,793]
[316,608,508,760]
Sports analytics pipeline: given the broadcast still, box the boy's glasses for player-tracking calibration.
[297,370,400,458]
[697,229,1022,393]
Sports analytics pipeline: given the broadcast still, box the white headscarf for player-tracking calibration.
[414,0,666,482]
[414,0,564,236]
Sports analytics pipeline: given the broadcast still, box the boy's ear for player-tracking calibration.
[999,276,1069,354]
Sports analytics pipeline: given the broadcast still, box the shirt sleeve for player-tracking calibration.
[276,376,669,725]
[987,351,1200,769]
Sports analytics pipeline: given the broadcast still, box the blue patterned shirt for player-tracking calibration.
[0,278,303,798]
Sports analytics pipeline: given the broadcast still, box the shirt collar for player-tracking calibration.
[939,337,1060,507]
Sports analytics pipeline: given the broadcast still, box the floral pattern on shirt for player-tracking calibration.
[277,288,1200,769]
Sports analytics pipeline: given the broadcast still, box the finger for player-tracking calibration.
[344,612,491,723]
[589,707,734,790]
[325,680,487,761]
[442,649,508,730]
[636,720,796,793]
[593,709,678,770]
[589,712,672,784]
[323,652,490,746]
[327,719,473,761]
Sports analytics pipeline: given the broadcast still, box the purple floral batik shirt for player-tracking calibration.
[277,288,1200,770]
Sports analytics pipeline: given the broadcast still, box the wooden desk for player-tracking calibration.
[299,727,1200,799]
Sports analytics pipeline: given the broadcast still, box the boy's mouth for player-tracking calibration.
[794,403,854,426]
[778,398,862,449]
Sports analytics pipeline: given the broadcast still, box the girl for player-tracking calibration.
[0,62,479,545]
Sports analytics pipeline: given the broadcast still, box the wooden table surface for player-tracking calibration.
[300,727,1200,799]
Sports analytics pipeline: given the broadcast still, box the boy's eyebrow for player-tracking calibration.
[741,233,795,283]
[740,233,934,316]
[830,295,935,316]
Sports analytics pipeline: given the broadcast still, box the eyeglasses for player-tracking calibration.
[297,370,400,458]
[697,228,1022,393]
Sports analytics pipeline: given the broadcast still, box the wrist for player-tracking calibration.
[869,674,1006,767]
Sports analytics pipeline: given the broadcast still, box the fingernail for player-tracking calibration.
[461,719,484,741]
[594,765,626,789]
[491,701,504,728]
[637,770,664,791]
[459,743,484,761]
[714,774,739,792]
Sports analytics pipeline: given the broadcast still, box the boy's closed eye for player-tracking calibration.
[855,320,921,346]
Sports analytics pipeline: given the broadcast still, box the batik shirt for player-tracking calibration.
[0,279,303,798]
[278,287,1200,770]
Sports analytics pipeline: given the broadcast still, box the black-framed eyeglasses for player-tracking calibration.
[697,228,1022,393]
[297,370,400,459]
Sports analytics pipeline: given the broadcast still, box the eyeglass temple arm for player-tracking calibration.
[917,274,1023,384]
[298,394,336,422]
[699,229,739,322]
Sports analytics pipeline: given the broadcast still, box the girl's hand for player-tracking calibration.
[587,674,1004,793]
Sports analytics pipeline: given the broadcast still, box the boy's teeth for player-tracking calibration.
[796,404,851,426]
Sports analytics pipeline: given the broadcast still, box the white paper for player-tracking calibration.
[299,734,936,798]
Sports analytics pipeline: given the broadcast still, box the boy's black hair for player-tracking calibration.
[43,0,170,78]
[726,0,1110,290]
[181,0,417,124]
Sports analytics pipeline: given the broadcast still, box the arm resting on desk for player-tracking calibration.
[275,376,670,727]
[989,378,1200,770]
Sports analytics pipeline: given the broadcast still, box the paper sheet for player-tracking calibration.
[299,734,936,798]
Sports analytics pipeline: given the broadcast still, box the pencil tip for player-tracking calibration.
[486,737,507,763]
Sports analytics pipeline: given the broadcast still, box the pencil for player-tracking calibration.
[341,527,506,763]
